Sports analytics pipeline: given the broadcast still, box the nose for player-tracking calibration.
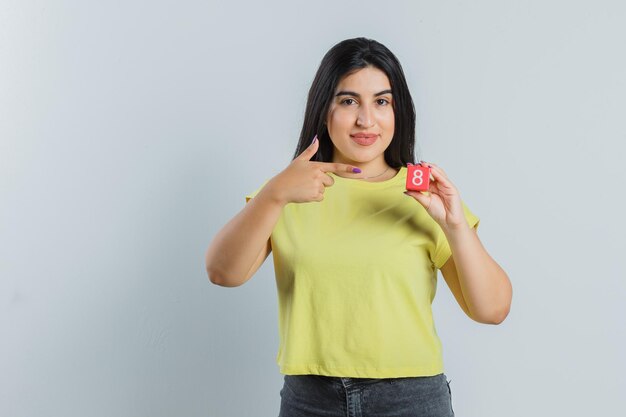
[356,103,375,128]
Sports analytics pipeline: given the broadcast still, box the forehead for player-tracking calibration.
[336,67,391,93]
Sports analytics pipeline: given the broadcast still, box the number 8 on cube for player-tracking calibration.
[405,163,431,192]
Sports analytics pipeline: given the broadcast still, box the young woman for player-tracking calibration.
[206,37,512,417]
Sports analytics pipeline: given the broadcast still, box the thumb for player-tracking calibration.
[296,135,319,161]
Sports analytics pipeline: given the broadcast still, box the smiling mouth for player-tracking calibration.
[350,135,378,146]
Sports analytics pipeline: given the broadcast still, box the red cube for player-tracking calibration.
[406,163,430,191]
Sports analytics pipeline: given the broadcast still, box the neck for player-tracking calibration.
[332,157,395,181]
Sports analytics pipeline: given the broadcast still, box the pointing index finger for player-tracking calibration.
[317,162,362,174]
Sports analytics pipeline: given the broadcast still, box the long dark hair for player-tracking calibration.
[292,37,418,167]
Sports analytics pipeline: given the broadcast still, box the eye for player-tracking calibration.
[340,98,356,105]
[377,98,390,105]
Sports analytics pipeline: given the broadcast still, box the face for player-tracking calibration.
[325,66,395,166]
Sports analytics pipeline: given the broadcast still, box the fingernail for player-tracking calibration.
[352,167,361,173]
[428,165,432,168]
[311,135,318,144]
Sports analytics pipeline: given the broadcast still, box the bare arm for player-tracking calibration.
[205,187,284,287]
[205,136,362,287]
[442,222,512,324]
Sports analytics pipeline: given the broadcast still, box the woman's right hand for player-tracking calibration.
[262,136,363,205]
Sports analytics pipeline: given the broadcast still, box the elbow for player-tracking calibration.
[497,304,511,324]
[205,249,230,286]
[206,265,245,287]
[469,304,510,325]
[488,304,511,325]
[491,282,513,324]
[205,252,220,284]
[206,265,223,285]
[205,262,226,286]
[485,278,513,325]
[205,249,217,284]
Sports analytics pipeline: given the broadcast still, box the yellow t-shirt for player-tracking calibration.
[245,166,479,378]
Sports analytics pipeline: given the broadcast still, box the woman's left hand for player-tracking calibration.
[404,161,467,231]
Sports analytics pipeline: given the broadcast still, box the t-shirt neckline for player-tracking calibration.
[328,166,406,188]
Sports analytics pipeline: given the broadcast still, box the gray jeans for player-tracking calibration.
[278,372,455,417]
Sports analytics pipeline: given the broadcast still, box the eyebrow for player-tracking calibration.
[335,89,392,98]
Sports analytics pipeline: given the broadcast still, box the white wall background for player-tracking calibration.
[1,1,624,416]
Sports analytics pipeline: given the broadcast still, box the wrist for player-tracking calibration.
[257,185,288,208]
[441,221,471,236]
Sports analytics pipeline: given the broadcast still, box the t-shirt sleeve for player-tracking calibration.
[431,199,480,270]
[245,178,270,203]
